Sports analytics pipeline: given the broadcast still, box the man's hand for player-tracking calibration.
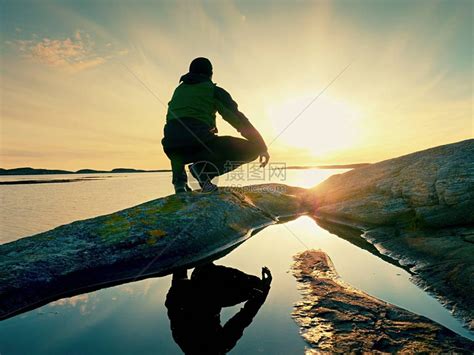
[249,266,272,301]
[259,151,270,168]
[261,266,272,288]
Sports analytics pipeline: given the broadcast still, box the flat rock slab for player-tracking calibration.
[0,184,308,320]
[292,250,473,353]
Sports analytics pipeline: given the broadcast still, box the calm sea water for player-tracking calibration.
[0,170,472,354]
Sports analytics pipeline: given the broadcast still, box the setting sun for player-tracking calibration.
[266,95,362,157]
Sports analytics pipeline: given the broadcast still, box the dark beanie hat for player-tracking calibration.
[189,57,213,76]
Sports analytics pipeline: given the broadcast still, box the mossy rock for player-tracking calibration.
[0,184,308,320]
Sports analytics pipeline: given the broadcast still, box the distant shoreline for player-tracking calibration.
[0,178,104,185]
[0,164,370,177]
[287,163,370,170]
[0,167,171,176]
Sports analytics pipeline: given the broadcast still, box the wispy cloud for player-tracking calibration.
[9,30,123,73]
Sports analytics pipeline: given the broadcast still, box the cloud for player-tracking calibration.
[30,38,85,66]
[10,30,124,73]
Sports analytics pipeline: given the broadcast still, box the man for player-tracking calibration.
[162,57,270,193]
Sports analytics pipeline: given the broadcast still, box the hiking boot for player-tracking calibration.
[200,181,218,193]
[189,163,218,193]
[174,182,192,194]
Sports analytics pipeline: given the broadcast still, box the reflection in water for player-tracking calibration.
[165,263,272,354]
[312,217,410,271]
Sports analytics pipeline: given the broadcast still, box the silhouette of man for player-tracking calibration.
[162,57,270,193]
[165,263,272,354]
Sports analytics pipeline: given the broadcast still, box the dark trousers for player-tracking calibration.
[164,136,261,185]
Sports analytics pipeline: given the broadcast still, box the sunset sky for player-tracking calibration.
[1,0,472,170]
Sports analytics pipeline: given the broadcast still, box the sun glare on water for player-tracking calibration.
[266,95,362,157]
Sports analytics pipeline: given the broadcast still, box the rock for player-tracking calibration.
[312,139,474,227]
[0,184,308,320]
[363,226,474,324]
[292,250,474,353]
[310,139,474,325]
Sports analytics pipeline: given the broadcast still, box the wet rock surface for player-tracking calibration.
[0,184,308,320]
[292,250,474,353]
[311,139,474,325]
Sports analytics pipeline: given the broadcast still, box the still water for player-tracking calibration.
[0,170,472,354]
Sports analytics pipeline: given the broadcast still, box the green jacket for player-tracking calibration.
[166,73,267,151]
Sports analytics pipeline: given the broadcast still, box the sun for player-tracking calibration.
[266,94,361,157]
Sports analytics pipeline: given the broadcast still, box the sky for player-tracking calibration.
[0,0,472,170]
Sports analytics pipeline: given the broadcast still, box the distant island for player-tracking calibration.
[0,167,171,176]
[0,164,370,176]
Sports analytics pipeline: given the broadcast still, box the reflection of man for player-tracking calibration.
[165,263,272,354]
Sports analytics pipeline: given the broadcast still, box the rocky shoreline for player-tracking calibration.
[311,139,474,327]
[292,250,473,353]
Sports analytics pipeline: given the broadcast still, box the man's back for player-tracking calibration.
[166,73,217,129]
